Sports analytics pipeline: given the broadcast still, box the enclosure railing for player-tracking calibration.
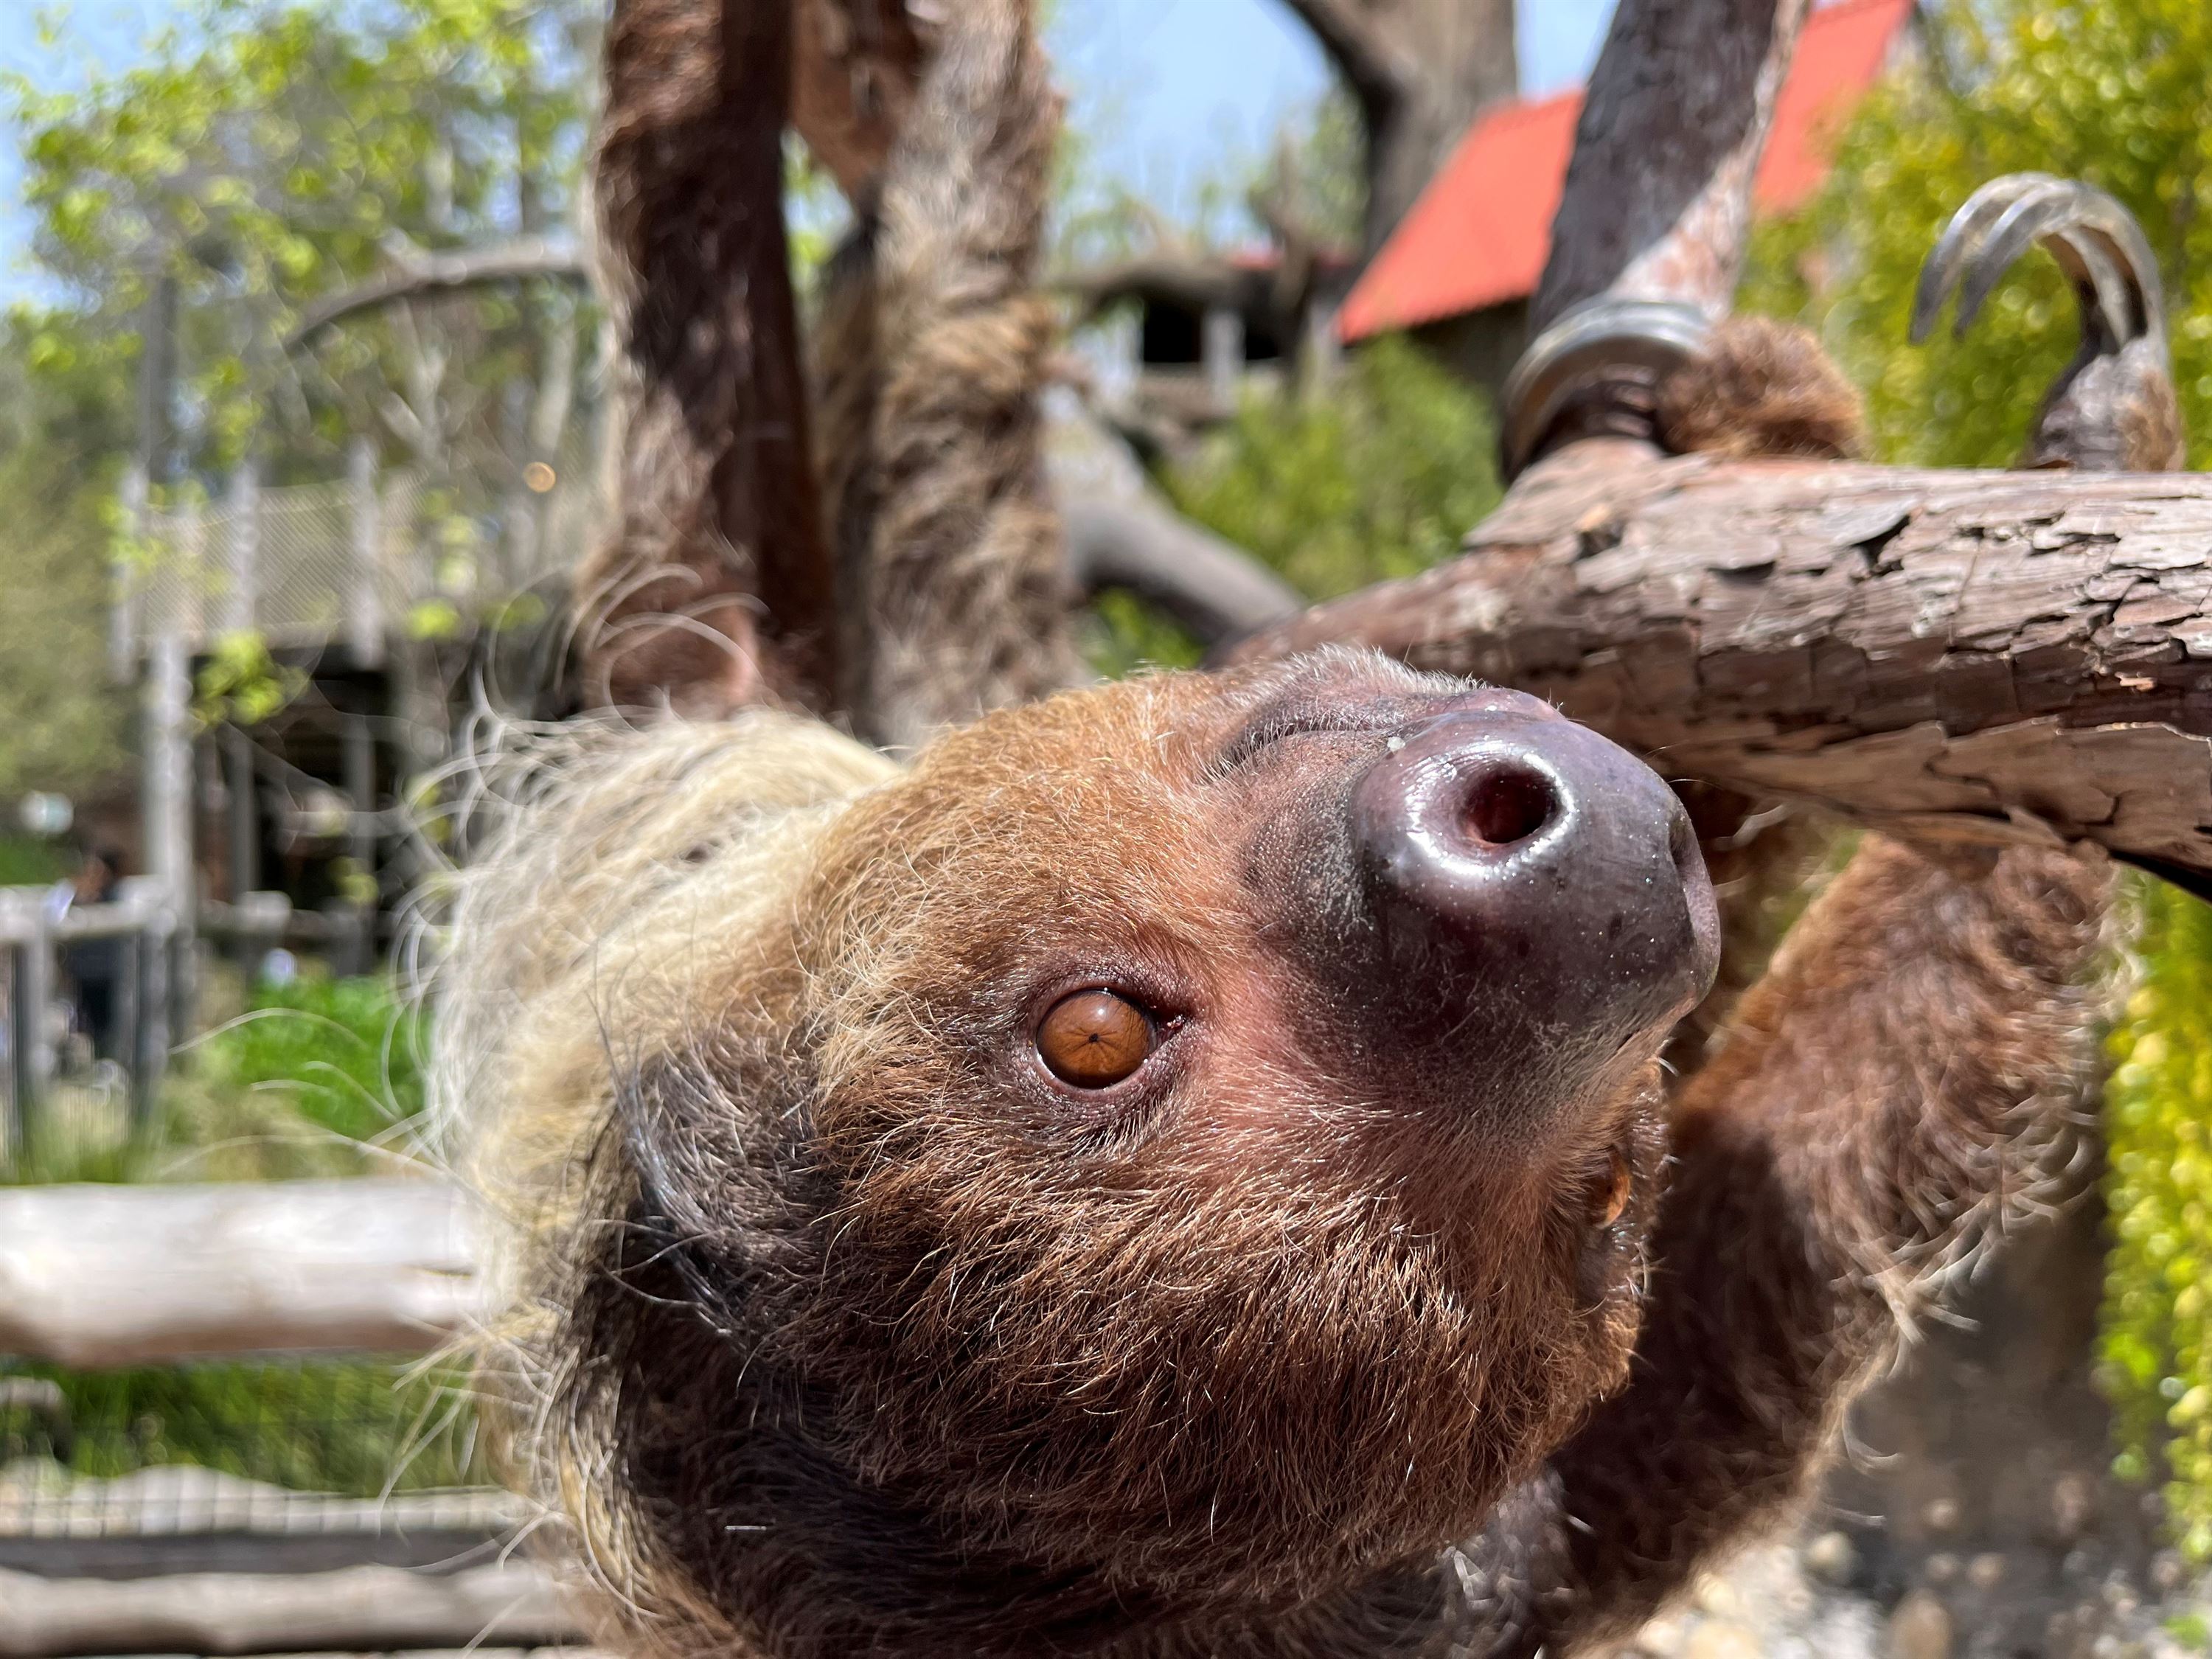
[0,1178,574,1657]
[0,883,313,1156]
[112,441,604,664]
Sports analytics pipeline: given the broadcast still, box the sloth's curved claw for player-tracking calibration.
[1498,298,1712,479]
[1910,172,2165,357]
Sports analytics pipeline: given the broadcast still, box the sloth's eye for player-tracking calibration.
[1037,989,1156,1088]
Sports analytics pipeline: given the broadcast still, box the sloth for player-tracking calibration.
[437,645,2107,1659]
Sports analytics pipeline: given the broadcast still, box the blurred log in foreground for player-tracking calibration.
[0,1180,481,1368]
[0,1563,574,1658]
[1230,440,2212,889]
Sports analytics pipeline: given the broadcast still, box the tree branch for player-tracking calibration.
[283,236,589,351]
[0,1564,572,1658]
[1061,490,1304,644]
[0,1180,481,1368]
[1226,439,2212,885]
[1273,0,1409,122]
[1533,0,1810,330]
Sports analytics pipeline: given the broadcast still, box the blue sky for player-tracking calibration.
[0,0,1620,304]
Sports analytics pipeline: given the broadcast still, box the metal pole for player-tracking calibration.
[122,879,170,1130]
[143,631,196,1042]
[6,898,54,1159]
[1203,305,1246,411]
[223,724,259,907]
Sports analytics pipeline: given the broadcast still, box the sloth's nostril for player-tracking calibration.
[1462,766,1559,848]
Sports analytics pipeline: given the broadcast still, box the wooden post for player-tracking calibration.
[346,437,384,669]
[341,712,378,976]
[1301,296,1343,394]
[175,494,206,644]
[221,724,259,912]
[4,894,54,1160]
[1203,304,1245,411]
[222,457,260,636]
[140,630,195,1037]
[110,462,145,684]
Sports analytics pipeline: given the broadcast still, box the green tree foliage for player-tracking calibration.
[0,321,133,801]
[2105,884,2212,1559]
[1744,0,2212,469]
[9,0,599,483]
[0,0,602,801]
[1747,0,2212,1545]
[1163,335,1501,602]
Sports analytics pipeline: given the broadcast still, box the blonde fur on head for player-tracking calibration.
[425,712,897,1641]
[433,712,897,1210]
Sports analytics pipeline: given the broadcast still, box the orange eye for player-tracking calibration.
[1037,989,1156,1088]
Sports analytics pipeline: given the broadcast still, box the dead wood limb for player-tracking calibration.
[1225,439,2212,883]
[0,1180,481,1367]
[283,237,589,352]
[0,1563,574,1658]
[1274,0,1517,254]
[1532,0,1809,330]
[1060,492,1304,644]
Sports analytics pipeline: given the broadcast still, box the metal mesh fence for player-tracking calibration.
[125,465,599,654]
[0,1356,516,1546]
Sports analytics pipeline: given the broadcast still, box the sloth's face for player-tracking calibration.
[762,649,1717,1609]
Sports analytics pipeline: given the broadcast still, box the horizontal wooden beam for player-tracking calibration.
[1226,441,2212,883]
[0,1180,483,1368]
[0,1562,577,1658]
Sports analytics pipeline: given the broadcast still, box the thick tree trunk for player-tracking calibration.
[1227,441,2212,885]
[1276,0,1517,256]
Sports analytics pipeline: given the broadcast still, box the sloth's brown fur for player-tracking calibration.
[811,0,1082,749]
[455,7,2112,1654]
[439,650,2108,1659]
[1657,314,1867,461]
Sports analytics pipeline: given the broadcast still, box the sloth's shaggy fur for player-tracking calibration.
[437,650,2110,1659]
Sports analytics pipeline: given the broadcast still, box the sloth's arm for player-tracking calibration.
[1498,837,2110,1654]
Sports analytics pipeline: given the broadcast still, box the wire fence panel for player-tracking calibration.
[0,1355,519,1573]
[123,463,601,655]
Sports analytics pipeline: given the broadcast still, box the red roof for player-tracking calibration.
[1339,0,1913,341]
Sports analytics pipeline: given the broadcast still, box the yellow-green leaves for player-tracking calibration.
[2104,881,2212,1559]
[1751,0,2212,470]
[1164,336,1502,605]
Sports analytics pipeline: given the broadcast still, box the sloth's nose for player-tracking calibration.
[1349,692,1720,1058]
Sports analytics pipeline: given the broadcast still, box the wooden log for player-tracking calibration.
[0,1180,483,1368]
[1225,440,2212,883]
[0,1562,576,1658]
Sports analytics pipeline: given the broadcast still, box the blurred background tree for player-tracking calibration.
[1743,0,2212,469]
[0,0,600,815]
